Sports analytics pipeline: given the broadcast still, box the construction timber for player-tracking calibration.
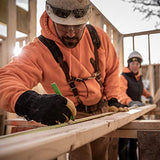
[0,104,156,160]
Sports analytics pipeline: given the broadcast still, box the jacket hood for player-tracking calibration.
[40,11,87,48]
[40,11,63,45]
[122,67,140,80]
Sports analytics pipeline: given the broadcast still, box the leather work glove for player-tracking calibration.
[128,100,145,107]
[148,96,153,104]
[108,98,129,112]
[15,90,76,125]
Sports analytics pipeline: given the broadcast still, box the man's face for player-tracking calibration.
[129,61,141,74]
[54,23,86,48]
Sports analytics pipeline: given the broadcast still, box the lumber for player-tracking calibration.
[0,109,5,135]
[0,104,156,160]
[108,119,160,138]
[121,119,160,130]
[28,0,37,42]
[7,0,16,62]
[153,87,160,104]
[0,0,28,34]
[145,107,160,115]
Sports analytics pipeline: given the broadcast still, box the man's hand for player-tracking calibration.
[15,90,76,125]
[108,98,129,112]
[128,100,145,107]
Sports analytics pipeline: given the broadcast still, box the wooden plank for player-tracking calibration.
[0,109,6,135]
[117,34,124,72]
[154,87,160,104]
[5,0,17,133]
[95,13,104,29]
[0,104,156,160]
[89,8,97,26]
[149,64,154,97]
[123,29,160,37]
[121,120,160,130]
[27,0,37,42]
[146,107,160,116]
[0,0,28,34]
[5,118,44,127]
[108,119,160,138]
[0,39,7,67]
[106,25,112,38]
[4,112,115,134]
[113,29,118,50]
[132,36,135,50]
[16,5,28,34]
[0,0,7,24]
[7,0,16,61]
[108,130,138,138]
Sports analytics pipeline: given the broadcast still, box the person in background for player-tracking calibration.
[118,50,153,160]
[0,0,127,159]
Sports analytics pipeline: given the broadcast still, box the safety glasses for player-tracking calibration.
[55,23,86,33]
[46,2,90,18]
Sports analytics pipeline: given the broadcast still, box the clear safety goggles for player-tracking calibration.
[46,2,91,18]
[56,23,86,33]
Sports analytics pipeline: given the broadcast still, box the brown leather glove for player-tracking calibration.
[108,98,129,112]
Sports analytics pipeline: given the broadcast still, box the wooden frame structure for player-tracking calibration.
[0,1,160,159]
[0,0,37,134]
[0,104,156,160]
[123,30,160,99]
[1,0,160,94]
[108,119,160,138]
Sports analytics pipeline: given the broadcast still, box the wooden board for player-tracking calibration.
[0,104,156,160]
[0,0,28,34]
[108,119,160,138]
[121,119,160,130]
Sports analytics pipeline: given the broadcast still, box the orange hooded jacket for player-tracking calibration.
[119,67,151,105]
[0,11,120,112]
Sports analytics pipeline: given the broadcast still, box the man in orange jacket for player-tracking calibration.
[118,51,153,160]
[0,0,127,159]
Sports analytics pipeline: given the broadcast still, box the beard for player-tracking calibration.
[61,36,80,48]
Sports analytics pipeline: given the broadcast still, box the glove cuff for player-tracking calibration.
[15,90,40,119]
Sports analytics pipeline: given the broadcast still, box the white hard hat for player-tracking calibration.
[46,0,92,25]
[127,51,143,63]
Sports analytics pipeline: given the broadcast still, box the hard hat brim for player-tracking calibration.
[46,4,92,25]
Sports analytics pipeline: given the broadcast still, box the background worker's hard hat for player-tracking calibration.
[127,51,143,64]
[46,0,92,25]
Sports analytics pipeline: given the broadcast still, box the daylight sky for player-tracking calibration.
[91,0,160,34]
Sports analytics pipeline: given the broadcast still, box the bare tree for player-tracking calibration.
[122,0,160,28]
